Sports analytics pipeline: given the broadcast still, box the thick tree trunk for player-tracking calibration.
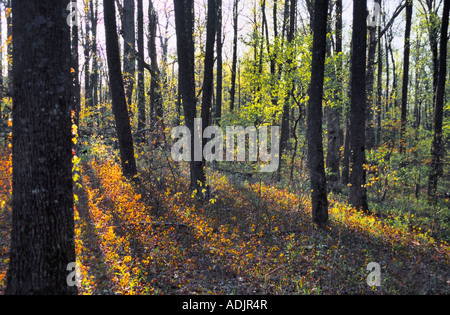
[174,0,205,192]
[6,0,77,295]
[348,0,369,212]
[104,0,137,179]
[307,0,329,225]
[428,0,449,200]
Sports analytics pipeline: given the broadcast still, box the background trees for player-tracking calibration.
[1,0,449,294]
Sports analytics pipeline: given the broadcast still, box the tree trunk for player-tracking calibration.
[104,0,137,179]
[307,0,329,225]
[123,0,135,106]
[137,0,145,134]
[326,0,343,193]
[201,0,216,133]
[349,0,369,212]
[278,0,296,181]
[84,2,91,113]
[428,0,449,200]
[6,0,77,295]
[229,0,239,112]
[148,0,163,146]
[215,0,223,125]
[89,0,99,112]
[71,0,81,128]
[400,0,413,154]
[174,0,205,193]
[376,20,383,146]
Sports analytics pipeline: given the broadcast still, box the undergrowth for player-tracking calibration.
[0,145,449,295]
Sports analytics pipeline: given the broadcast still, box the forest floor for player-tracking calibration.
[0,146,449,295]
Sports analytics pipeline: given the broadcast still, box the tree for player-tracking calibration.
[137,0,145,134]
[123,0,135,105]
[215,0,223,125]
[400,0,413,154]
[326,0,343,192]
[307,0,329,225]
[6,0,77,295]
[365,0,382,150]
[174,0,205,193]
[229,0,239,112]
[348,0,369,212]
[148,0,163,146]
[201,0,217,133]
[104,0,137,178]
[71,0,81,128]
[278,0,296,182]
[428,0,449,200]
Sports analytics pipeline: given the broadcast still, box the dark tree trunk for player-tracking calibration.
[229,0,239,112]
[348,0,369,212]
[376,19,383,146]
[104,0,137,179]
[6,0,77,295]
[84,3,91,112]
[137,0,145,134]
[400,0,413,154]
[71,0,81,128]
[174,0,205,192]
[148,0,163,145]
[326,0,343,193]
[215,0,223,125]
[201,0,216,133]
[123,0,135,106]
[428,0,449,200]
[307,0,329,225]
[365,0,381,150]
[278,0,296,181]
[89,0,99,112]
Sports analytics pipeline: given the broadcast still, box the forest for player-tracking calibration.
[0,0,449,296]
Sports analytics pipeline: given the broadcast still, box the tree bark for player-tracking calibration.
[278,0,296,181]
[6,0,77,295]
[326,0,343,193]
[400,0,413,154]
[428,0,449,200]
[307,0,329,225]
[174,0,205,193]
[71,0,81,128]
[104,0,137,179]
[348,0,369,212]
[229,0,239,112]
[137,0,145,134]
[215,0,223,125]
[123,0,135,106]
